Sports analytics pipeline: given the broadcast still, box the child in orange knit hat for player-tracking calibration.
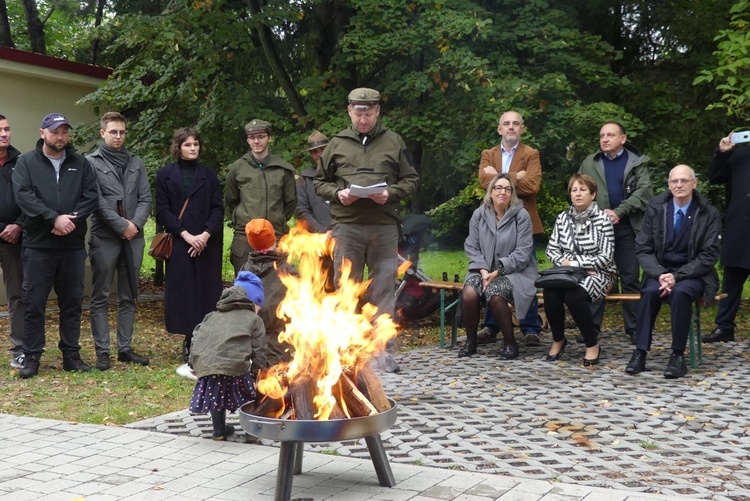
[241,219,297,365]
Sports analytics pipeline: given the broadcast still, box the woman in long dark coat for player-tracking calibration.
[155,127,224,365]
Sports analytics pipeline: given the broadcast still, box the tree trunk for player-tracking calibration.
[22,0,45,54]
[246,0,306,118]
[90,0,106,64]
[0,0,14,48]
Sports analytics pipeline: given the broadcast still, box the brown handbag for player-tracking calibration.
[148,198,189,260]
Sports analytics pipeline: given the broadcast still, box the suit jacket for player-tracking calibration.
[478,142,543,234]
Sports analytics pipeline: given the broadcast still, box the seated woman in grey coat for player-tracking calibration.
[543,174,616,366]
[460,173,538,360]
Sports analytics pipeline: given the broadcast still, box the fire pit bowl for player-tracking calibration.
[239,398,398,501]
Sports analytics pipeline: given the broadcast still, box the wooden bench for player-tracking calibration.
[419,281,726,368]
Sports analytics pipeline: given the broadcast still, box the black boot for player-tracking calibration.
[183,335,192,363]
[210,410,235,441]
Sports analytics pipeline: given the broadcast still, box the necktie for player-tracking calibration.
[674,209,684,237]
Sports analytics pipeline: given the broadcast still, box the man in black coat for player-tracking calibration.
[12,113,99,378]
[703,133,750,343]
[625,165,721,379]
[0,115,24,370]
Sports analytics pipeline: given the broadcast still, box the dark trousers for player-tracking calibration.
[0,242,24,356]
[591,221,640,334]
[543,286,597,347]
[485,235,541,335]
[21,248,86,357]
[634,277,703,353]
[714,265,750,334]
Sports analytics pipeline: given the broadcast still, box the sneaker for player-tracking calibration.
[118,350,149,366]
[19,355,40,379]
[62,352,92,372]
[10,354,25,369]
[96,353,111,371]
[525,333,542,346]
[176,363,197,381]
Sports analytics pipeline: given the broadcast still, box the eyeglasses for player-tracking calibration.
[668,178,695,185]
[106,130,126,137]
[492,185,513,193]
[247,134,268,141]
[500,121,522,127]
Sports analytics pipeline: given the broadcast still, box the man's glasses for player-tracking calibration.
[668,178,695,186]
[106,130,126,137]
[247,134,268,141]
[492,185,513,193]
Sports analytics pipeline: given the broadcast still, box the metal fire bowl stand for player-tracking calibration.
[239,398,398,501]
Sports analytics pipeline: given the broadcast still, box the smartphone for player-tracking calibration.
[731,131,750,144]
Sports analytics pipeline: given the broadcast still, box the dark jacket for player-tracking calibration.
[225,152,296,237]
[241,250,298,367]
[579,144,652,232]
[708,146,750,269]
[189,286,267,378]
[296,166,331,233]
[155,162,224,335]
[315,121,419,226]
[88,146,152,240]
[0,145,23,240]
[13,140,99,249]
[636,190,721,302]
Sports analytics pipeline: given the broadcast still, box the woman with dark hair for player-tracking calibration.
[459,173,538,360]
[155,128,224,374]
[543,173,616,366]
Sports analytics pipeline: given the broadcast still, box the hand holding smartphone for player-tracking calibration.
[731,131,750,144]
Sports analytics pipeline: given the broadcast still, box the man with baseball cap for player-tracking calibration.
[225,119,297,275]
[12,113,99,378]
[315,88,419,373]
[296,130,331,233]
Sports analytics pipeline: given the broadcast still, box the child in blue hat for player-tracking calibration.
[188,271,267,440]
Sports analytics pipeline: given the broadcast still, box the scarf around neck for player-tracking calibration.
[99,143,131,174]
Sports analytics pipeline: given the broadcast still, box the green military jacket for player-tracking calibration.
[225,152,296,236]
[314,121,419,225]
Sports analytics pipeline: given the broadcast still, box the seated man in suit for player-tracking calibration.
[625,164,721,379]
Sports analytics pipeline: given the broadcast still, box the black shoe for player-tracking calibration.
[545,337,567,362]
[663,353,687,379]
[182,337,191,363]
[62,352,92,372]
[19,355,40,379]
[525,333,542,346]
[583,345,601,367]
[212,424,235,441]
[458,343,477,358]
[500,343,519,360]
[625,349,647,374]
[118,350,150,366]
[96,353,111,371]
[703,328,734,343]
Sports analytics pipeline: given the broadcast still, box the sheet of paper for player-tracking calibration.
[349,182,387,197]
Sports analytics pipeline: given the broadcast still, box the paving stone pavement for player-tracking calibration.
[130,329,750,500]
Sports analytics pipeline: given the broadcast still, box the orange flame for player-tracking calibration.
[256,223,400,420]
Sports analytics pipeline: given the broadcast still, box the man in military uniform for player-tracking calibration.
[315,88,419,372]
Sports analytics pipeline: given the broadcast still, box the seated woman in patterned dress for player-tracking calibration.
[543,174,616,366]
[459,173,538,360]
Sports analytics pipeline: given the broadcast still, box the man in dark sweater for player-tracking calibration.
[12,113,99,378]
[0,115,24,370]
[579,121,653,344]
[625,165,721,379]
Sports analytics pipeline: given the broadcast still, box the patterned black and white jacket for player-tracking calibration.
[546,202,616,301]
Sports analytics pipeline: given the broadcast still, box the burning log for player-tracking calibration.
[356,363,391,412]
[339,373,377,417]
[254,395,285,418]
[290,378,317,420]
